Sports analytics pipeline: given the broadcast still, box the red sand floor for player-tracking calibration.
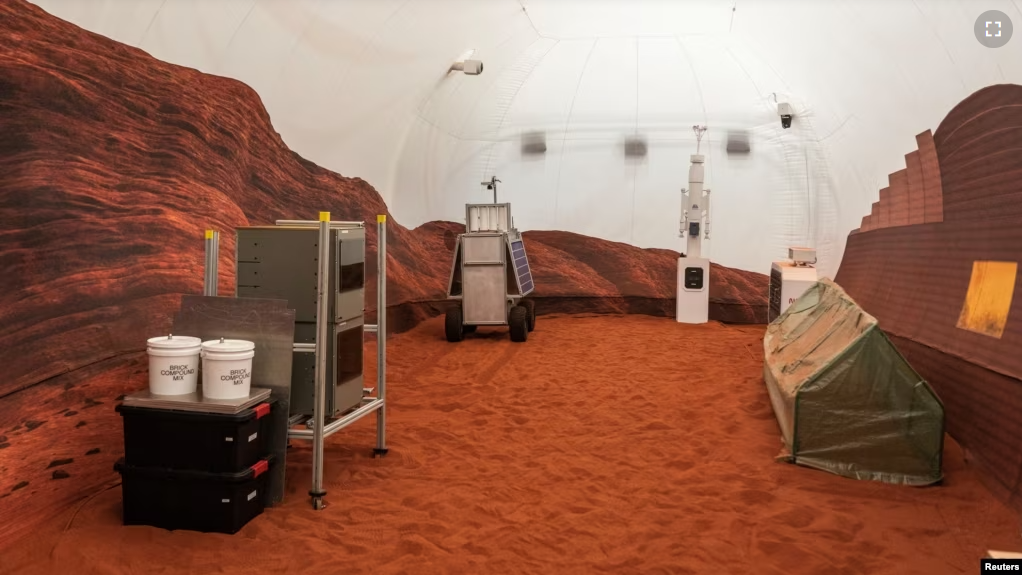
[5,314,1020,574]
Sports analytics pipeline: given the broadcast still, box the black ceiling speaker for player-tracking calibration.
[624,136,647,157]
[521,131,547,154]
[726,130,750,153]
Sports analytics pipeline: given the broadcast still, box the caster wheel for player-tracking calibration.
[445,305,464,342]
[509,305,529,342]
[522,299,536,332]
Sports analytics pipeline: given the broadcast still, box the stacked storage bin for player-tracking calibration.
[114,400,276,534]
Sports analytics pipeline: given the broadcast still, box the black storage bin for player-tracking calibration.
[116,400,275,473]
[115,456,273,534]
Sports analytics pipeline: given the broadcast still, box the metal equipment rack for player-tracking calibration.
[204,213,388,510]
[444,202,536,342]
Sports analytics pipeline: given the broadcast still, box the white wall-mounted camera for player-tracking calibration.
[778,102,794,129]
[450,59,484,75]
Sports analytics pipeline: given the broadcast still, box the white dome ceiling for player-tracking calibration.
[30,0,1022,277]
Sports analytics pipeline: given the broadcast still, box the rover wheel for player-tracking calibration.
[445,305,464,342]
[509,305,529,342]
[522,299,536,332]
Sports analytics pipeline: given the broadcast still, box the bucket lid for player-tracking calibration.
[201,338,255,352]
[147,334,202,349]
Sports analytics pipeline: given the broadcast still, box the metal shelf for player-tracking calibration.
[204,214,388,511]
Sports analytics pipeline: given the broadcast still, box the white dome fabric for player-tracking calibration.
[30,0,1022,278]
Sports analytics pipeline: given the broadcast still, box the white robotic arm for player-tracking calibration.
[679,188,688,239]
[704,188,711,240]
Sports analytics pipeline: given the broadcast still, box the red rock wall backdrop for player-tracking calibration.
[838,84,1022,510]
[0,0,765,546]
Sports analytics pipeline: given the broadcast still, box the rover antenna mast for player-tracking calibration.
[481,176,501,203]
[693,125,707,154]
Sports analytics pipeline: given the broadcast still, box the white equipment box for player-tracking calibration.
[768,256,819,322]
[466,203,510,233]
[788,246,817,265]
[676,257,710,324]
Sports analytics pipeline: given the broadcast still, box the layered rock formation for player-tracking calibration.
[837,84,1022,510]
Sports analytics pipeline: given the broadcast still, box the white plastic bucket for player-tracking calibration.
[201,339,256,400]
[147,335,202,395]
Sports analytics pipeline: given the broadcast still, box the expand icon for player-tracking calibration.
[975,10,1013,47]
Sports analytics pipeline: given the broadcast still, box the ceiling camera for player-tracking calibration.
[450,59,484,75]
[778,102,794,129]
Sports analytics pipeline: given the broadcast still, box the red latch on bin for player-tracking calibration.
[253,403,271,419]
[251,459,269,478]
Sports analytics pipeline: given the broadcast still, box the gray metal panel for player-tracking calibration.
[463,234,504,263]
[236,228,320,322]
[446,236,462,297]
[336,289,364,322]
[335,229,365,321]
[292,318,367,417]
[338,231,365,262]
[335,227,365,241]
[237,228,321,416]
[290,351,315,415]
[334,373,364,416]
[172,295,295,507]
[235,262,260,287]
[463,265,508,323]
[332,317,364,415]
[122,387,272,413]
[336,315,364,330]
[293,322,317,344]
[465,203,512,232]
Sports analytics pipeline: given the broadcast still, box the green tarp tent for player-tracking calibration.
[763,278,944,485]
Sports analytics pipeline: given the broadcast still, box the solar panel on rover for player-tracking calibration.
[510,239,534,294]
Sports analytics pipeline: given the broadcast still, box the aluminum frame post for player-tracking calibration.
[203,231,210,295]
[310,212,331,509]
[203,230,220,296]
[374,215,389,457]
[274,220,365,228]
[211,231,219,296]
